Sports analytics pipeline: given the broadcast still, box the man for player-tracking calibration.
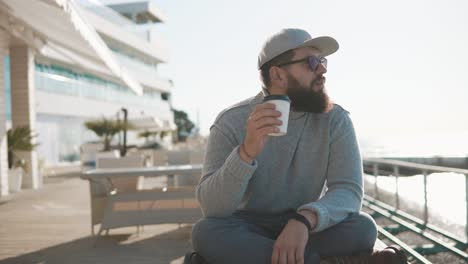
[185,28,407,264]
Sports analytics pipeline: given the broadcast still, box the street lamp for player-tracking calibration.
[121,107,128,157]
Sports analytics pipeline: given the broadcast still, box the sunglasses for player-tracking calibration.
[276,56,327,71]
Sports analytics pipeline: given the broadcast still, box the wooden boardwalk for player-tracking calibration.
[0,170,404,264]
[0,173,190,264]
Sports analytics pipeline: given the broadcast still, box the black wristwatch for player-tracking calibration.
[290,212,313,233]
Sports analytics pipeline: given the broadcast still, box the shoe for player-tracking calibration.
[320,253,370,264]
[320,245,407,264]
[369,246,407,264]
[183,251,209,264]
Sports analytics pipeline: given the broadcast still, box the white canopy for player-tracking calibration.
[129,116,176,132]
[0,0,143,94]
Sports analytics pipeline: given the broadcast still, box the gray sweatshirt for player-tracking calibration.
[196,92,364,232]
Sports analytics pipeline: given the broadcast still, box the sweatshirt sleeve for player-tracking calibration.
[298,111,364,232]
[196,124,257,217]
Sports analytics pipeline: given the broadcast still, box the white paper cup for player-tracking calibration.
[263,95,291,136]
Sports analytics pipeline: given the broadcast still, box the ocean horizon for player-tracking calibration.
[359,131,468,158]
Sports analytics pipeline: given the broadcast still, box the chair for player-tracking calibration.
[79,143,107,170]
[167,150,193,186]
[89,155,145,235]
[96,155,145,191]
[167,150,190,164]
[189,149,205,184]
[152,149,168,166]
[189,148,205,164]
[98,186,201,234]
[127,149,154,167]
[86,154,202,237]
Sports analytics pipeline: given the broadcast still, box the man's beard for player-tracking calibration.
[286,74,331,113]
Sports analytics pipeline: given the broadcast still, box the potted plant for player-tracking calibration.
[7,126,39,192]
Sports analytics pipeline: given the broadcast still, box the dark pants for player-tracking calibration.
[192,210,377,264]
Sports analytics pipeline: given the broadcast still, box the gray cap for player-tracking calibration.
[257,28,339,70]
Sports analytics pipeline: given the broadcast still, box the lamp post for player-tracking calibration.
[121,107,128,157]
[116,111,121,151]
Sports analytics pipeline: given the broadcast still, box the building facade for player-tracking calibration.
[0,0,175,195]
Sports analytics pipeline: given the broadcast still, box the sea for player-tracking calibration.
[359,133,467,239]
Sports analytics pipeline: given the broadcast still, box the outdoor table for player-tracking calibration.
[81,164,203,180]
[80,164,204,236]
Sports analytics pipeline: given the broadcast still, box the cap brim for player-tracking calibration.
[298,36,339,57]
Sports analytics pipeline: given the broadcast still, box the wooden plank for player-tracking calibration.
[0,176,192,263]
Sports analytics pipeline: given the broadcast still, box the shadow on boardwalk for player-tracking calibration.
[0,173,192,264]
[0,226,191,264]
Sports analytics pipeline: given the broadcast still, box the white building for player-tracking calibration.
[0,0,175,196]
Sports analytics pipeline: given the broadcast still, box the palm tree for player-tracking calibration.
[138,130,159,143]
[85,117,132,151]
[7,126,39,169]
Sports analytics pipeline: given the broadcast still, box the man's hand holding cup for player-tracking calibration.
[240,95,291,163]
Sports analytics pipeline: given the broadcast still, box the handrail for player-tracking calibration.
[365,195,466,245]
[362,158,468,241]
[364,158,468,175]
[366,201,467,260]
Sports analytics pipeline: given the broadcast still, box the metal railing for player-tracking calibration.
[35,71,170,112]
[75,0,148,40]
[75,0,135,27]
[364,196,467,262]
[363,158,468,239]
[112,52,172,91]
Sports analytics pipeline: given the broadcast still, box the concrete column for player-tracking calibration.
[9,44,39,189]
[0,29,9,196]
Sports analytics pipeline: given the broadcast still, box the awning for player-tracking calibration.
[129,116,176,132]
[38,41,115,78]
[105,0,167,24]
[0,0,143,95]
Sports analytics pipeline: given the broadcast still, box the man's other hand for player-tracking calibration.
[271,219,309,264]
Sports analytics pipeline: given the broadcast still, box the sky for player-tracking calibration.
[121,0,468,156]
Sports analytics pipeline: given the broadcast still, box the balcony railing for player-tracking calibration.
[35,71,169,111]
[112,52,171,91]
[75,0,148,40]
